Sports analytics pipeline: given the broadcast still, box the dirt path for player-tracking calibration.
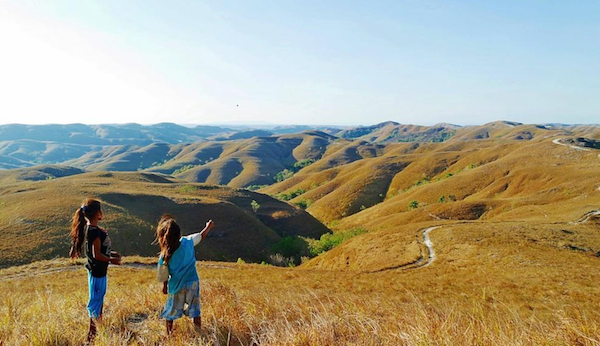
[367,207,600,274]
[421,226,439,268]
[368,226,441,273]
[576,210,600,224]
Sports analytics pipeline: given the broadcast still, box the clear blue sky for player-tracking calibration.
[0,1,598,126]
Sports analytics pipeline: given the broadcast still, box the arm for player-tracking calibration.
[184,220,215,246]
[157,257,169,294]
[157,258,169,282]
[91,238,120,265]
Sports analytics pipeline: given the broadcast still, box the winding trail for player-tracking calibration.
[368,226,441,273]
[369,207,600,274]
[576,210,600,224]
[552,138,592,152]
[421,226,439,268]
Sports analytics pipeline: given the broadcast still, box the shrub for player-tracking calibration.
[272,237,309,259]
[307,228,367,257]
[439,195,446,203]
[294,199,312,210]
[274,159,316,183]
[278,188,306,201]
[274,169,295,182]
[236,258,246,264]
[247,185,267,191]
[178,185,197,194]
[293,159,315,170]
[409,200,419,210]
[251,200,260,213]
[268,253,295,267]
[173,164,197,175]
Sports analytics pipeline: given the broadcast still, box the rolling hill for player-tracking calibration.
[0,170,329,268]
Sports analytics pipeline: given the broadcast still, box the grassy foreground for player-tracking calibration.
[1,248,599,346]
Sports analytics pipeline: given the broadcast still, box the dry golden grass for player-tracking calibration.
[2,216,600,345]
[1,238,600,346]
[2,124,600,345]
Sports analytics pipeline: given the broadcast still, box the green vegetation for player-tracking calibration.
[177,184,198,194]
[173,164,197,175]
[307,228,367,257]
[269,227,367,265]
[439,195,458,203]
[246,184,268,191]
[293,199,312,210]
[151,159,169,167]
[274,159,316,182]
[251,200,260,213]
[272,236,309,259]
[409,200,419,210]
[293,159,315,170]
[275,169,295,182]
[278,188,306,201]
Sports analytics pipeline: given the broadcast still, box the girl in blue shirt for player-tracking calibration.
[155,214,214,334]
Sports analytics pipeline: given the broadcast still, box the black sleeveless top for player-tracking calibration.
[85,225,112,277]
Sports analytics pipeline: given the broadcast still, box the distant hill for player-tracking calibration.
[0,123,232,145]
[176,131,337,188]
[263,125,600,225]
[338,121,459,143]
[0,164,84,183]
[0,171,329,267]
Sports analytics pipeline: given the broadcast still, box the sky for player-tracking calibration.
[0,1,599,126]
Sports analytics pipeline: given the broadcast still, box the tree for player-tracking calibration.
[251,200,260,213]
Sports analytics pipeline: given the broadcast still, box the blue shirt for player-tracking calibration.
[158,237,199,295]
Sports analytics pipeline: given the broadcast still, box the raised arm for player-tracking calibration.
[184,220,215,246]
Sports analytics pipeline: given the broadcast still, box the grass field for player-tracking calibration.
[1,122,600,344]
[2,218,600,346]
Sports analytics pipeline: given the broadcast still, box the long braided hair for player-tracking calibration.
[69,198,102,258]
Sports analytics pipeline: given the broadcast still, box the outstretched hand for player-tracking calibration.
[206,219,215,230]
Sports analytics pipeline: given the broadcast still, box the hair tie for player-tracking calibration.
[80,205,87,212]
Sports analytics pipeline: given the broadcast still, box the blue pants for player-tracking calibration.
[87,271,107,318]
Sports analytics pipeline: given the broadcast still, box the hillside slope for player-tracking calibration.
[264,127,600,225]
[0,171,329,267]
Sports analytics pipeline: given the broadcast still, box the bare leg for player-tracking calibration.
[87,318,97,341]
[193,316,201,332]
[166,320,174,335]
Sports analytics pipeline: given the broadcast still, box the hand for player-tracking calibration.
[110,256,122,265]
[111,251,121,259]
[162,282,168,295]
[206,220,214,230]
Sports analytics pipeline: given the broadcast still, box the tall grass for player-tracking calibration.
[1,261,599,345]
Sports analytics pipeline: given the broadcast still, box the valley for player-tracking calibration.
[0,120,599,345]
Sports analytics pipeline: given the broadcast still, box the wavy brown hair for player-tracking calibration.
[155,214,181,264]
[69,198,102,259]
